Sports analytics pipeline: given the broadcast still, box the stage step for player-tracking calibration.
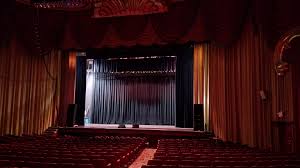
[43,127,59,136]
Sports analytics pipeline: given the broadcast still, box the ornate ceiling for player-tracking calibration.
[93,0,169,18]
[16,0,180,17]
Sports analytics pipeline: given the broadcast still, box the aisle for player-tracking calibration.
[129,148,157,168]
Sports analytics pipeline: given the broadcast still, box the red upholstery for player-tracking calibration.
[142,139,300,168]
[0,135,146,168]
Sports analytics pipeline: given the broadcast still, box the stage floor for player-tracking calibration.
[58,124,211,139]
[81,124,194,132]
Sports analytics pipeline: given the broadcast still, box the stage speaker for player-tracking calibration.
[118,124,126,128]
[194,104,204,131]
[66,104,77,127]
[132,124,139,128]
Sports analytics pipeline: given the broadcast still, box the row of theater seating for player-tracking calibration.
[2,135,300,168]
[142,139,300,168]
[0,135,146,168]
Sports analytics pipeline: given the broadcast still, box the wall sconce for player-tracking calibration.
[275,61,289,76]
[276,111,285,120]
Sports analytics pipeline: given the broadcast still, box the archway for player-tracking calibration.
[273,28,300,153]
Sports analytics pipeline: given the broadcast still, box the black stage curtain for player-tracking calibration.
[176,45,194,128]
[86,58,176,125]
[75,56,86,126]
[84,44,193,127]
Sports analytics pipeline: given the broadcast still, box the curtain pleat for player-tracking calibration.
[207,21,273,149]
[194,44,210,130]
[193,44,203,104]
[0,36,61,136]
[87,59,176,125]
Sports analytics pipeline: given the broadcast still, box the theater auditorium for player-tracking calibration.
[1,0,300,167]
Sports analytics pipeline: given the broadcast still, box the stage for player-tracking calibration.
[58,124,212,139]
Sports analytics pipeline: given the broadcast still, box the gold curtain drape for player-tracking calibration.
[194,44,210,130]
[0,35,61,136]
[194,45,204,104]
[206,22,273,149]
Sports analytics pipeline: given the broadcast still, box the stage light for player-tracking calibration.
[87,59,94,72]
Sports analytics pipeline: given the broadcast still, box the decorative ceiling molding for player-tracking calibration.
[16,0,31,5]
[33,2,91,11]
[93,0,169,18]
[18,0,181,12]
[30,1,92,11]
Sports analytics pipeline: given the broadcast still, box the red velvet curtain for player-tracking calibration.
[62,0,249,48]
[57,51,77,126]
[14,0,300,50]
[16,0,250,50]
[208,21,274,149]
